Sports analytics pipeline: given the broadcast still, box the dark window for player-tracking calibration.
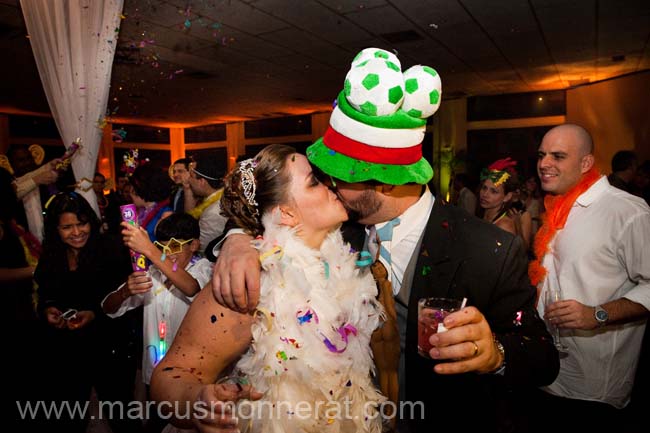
[467,126,553,179]
[112,124,170,144]
[467,91,565,121]
[9,115,60,139]
[185,124,227,143]
[243,142,312,161]
[244,115,311,139]
[186,148,228,178]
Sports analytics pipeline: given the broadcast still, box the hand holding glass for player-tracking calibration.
[418,297,464,358]
[544,288,569,353]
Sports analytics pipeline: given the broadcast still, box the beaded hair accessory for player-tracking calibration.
[239,158,259,209]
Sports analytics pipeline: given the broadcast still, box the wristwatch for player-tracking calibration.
[594,305,609,326]
[491,333,506,375]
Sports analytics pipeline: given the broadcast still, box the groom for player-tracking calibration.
[212,48,559,432]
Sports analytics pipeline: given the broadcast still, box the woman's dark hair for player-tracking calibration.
[41,192,101,270]
[0,167,19,221]
[478,167,521,218]
[130,165,173,203]
[221,144,295,237]
[155,213,200,241]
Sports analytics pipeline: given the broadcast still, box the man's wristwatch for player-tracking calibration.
[594,305,609,326]
[491,333,506,375]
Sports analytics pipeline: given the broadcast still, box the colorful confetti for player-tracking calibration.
[111,128,127,143]
[280,337,301,349]
[296,309,318,325]
[321,324,358,353]
[259,245,283,262]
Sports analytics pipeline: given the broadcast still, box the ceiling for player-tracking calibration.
[1,0,649,127]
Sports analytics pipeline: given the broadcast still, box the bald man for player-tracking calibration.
[531,124,650,431]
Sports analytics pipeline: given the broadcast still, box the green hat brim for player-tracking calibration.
[307,138,433,185]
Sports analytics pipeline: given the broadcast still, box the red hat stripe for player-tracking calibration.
[323,127,422,165]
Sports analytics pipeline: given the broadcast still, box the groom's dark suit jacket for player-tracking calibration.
[344,198,559,432]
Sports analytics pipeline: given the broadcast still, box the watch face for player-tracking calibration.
[596,309,608,322]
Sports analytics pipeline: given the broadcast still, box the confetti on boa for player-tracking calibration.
[234,212,386,433]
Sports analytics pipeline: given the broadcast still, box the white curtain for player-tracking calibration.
[20,0,124,215]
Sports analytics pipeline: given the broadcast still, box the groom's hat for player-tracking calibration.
[307,48,442,185]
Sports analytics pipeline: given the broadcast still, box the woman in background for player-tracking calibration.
[34,192,140,433]
[478,158,532,249]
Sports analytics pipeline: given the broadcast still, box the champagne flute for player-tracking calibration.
[544,288,569,352]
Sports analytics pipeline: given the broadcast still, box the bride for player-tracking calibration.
[151,144,385,433]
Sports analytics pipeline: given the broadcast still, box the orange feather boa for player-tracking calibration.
[528,168,601,292]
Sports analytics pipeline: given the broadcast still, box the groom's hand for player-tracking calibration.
[212,233,260,312]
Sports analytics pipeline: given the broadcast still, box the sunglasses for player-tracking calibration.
[153,238,194,256]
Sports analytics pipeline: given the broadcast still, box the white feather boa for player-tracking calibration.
[234,215,386,433]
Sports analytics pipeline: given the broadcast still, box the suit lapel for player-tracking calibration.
[406,200,465,357]
[410,199,464,303]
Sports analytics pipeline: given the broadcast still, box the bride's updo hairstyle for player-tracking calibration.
[221,144,296,237]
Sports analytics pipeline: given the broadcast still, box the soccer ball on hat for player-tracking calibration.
[401,65,442,119]
[344,57,405,116]
[351,47,401,71]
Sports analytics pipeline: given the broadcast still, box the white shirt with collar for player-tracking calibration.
[198,191,228,252]
[536,176,650,408]
[369,187,434,296]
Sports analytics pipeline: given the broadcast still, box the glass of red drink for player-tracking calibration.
[418,297,464,358]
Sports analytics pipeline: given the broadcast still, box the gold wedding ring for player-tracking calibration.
[471,341,479,357]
